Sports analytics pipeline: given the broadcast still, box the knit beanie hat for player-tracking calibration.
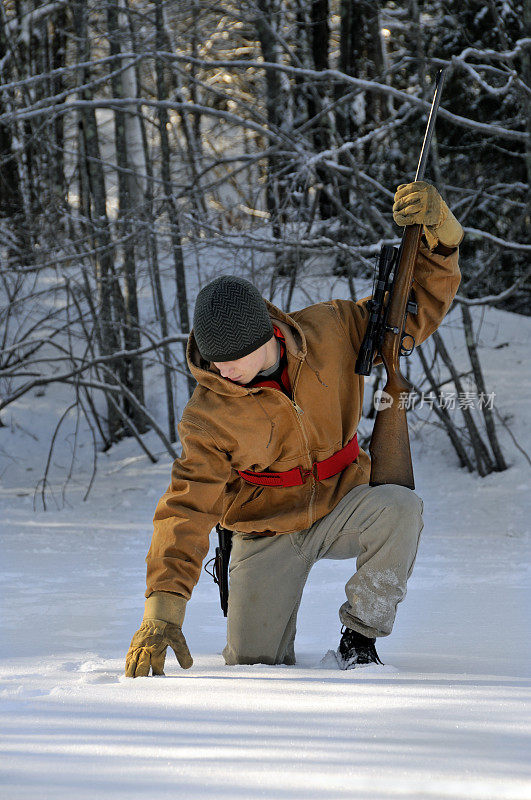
[193,275,274,362]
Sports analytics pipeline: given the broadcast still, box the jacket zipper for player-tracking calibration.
[290,360,318,526]
[251,358,317,528]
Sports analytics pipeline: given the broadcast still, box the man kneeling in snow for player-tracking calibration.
[125,181,462,675]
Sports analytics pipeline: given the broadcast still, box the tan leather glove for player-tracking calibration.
[125,592,192,677]
[393,180,464,250]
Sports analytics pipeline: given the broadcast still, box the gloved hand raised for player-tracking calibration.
[393,180,464,250]
[125,592,192,677]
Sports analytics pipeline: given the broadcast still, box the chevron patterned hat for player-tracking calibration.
[193,275,274,362]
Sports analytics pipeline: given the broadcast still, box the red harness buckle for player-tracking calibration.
[300,464,317,483]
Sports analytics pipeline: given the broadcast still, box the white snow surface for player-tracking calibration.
[1,301,530,799]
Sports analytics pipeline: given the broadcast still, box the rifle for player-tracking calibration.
[355,68,448,490]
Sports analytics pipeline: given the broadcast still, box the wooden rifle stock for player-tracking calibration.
[369,225,422,489]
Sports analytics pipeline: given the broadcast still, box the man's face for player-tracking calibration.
[213,341,271,385]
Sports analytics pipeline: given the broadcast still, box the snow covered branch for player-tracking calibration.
[454,277,528,307]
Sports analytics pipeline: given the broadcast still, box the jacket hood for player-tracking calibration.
[186,299,307,396]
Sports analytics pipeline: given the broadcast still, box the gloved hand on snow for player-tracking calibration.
[393,180,464,250]
[125,592,192,677]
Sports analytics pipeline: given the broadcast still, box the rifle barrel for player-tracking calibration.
[415,68,448,182]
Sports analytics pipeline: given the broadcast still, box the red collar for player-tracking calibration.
[249,326,291,394]
[272,324,285,342]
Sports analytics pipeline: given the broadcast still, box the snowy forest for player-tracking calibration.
[0,0,529,492]
[1,2,530,799]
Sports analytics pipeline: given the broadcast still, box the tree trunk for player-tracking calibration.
[416,344,475,471]
[50,5,67,207]
[460,303,507,471]
[335,0,387,206]
[0,3,34,260]
[72,0,123,441]
[522,0,531,232]
[0,10,26,258]
[254,0,291,233]
[161,23,208,226]
[307,1,334,219]
[433,330,495,476]
[190,0,202,155]
[154,0,195,398]
[107,0,147,432]
[124,0,177,440]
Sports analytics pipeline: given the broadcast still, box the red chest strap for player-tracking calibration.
[237,435,359,488]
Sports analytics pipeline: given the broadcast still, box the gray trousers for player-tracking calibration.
[222,483,424,665]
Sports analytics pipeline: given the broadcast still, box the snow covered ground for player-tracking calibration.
[1,302,530,799]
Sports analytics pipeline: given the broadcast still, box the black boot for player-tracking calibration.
[336,627,383,669]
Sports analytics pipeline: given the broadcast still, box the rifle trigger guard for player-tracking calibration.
[399,332,416,357]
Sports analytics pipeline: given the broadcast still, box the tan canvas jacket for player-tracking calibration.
[145,243,461,601]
